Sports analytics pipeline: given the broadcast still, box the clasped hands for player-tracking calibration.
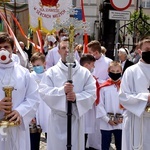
[0,97,21,124]
[108,119,123,126]
[64,82,76,102]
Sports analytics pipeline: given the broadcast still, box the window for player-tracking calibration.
[142,0,150,8]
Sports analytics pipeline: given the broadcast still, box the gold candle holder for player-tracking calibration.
[0,86,20,126]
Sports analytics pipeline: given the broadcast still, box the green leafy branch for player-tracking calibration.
[127,10,150,38]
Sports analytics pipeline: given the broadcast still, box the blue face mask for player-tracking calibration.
[33,66,44,74]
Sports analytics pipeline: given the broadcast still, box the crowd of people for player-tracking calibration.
[0,31,149,150]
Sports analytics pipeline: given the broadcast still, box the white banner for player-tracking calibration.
[28,0,72,33]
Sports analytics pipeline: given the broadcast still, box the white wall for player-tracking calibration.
[75,0,100,40]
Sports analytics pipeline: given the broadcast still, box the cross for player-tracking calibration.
[148,85,150,93]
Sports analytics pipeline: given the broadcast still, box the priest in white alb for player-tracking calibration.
[39,40,96,150]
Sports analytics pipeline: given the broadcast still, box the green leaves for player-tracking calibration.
[127,10,150,39]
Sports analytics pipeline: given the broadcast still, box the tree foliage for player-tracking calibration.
[127,10,150,39]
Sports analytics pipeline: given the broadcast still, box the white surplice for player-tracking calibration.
[84,104,96,134]
[0,61,40,150]
[30,71,51,133]
[39,59,96,150]
[11,53,20,65]
[96,85,123,130]
[119,60,150,150]
[92,54,112,83]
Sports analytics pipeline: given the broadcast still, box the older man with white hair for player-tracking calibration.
[118,47,134,75]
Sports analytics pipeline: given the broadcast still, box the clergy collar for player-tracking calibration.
[61,60,76,68]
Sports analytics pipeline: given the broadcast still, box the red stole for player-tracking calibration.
[100,78,121,91]
[93,76,100,106]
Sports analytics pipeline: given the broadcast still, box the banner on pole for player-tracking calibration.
[28,0,72,33]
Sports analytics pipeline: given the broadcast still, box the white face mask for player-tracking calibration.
[0,50,11,64]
